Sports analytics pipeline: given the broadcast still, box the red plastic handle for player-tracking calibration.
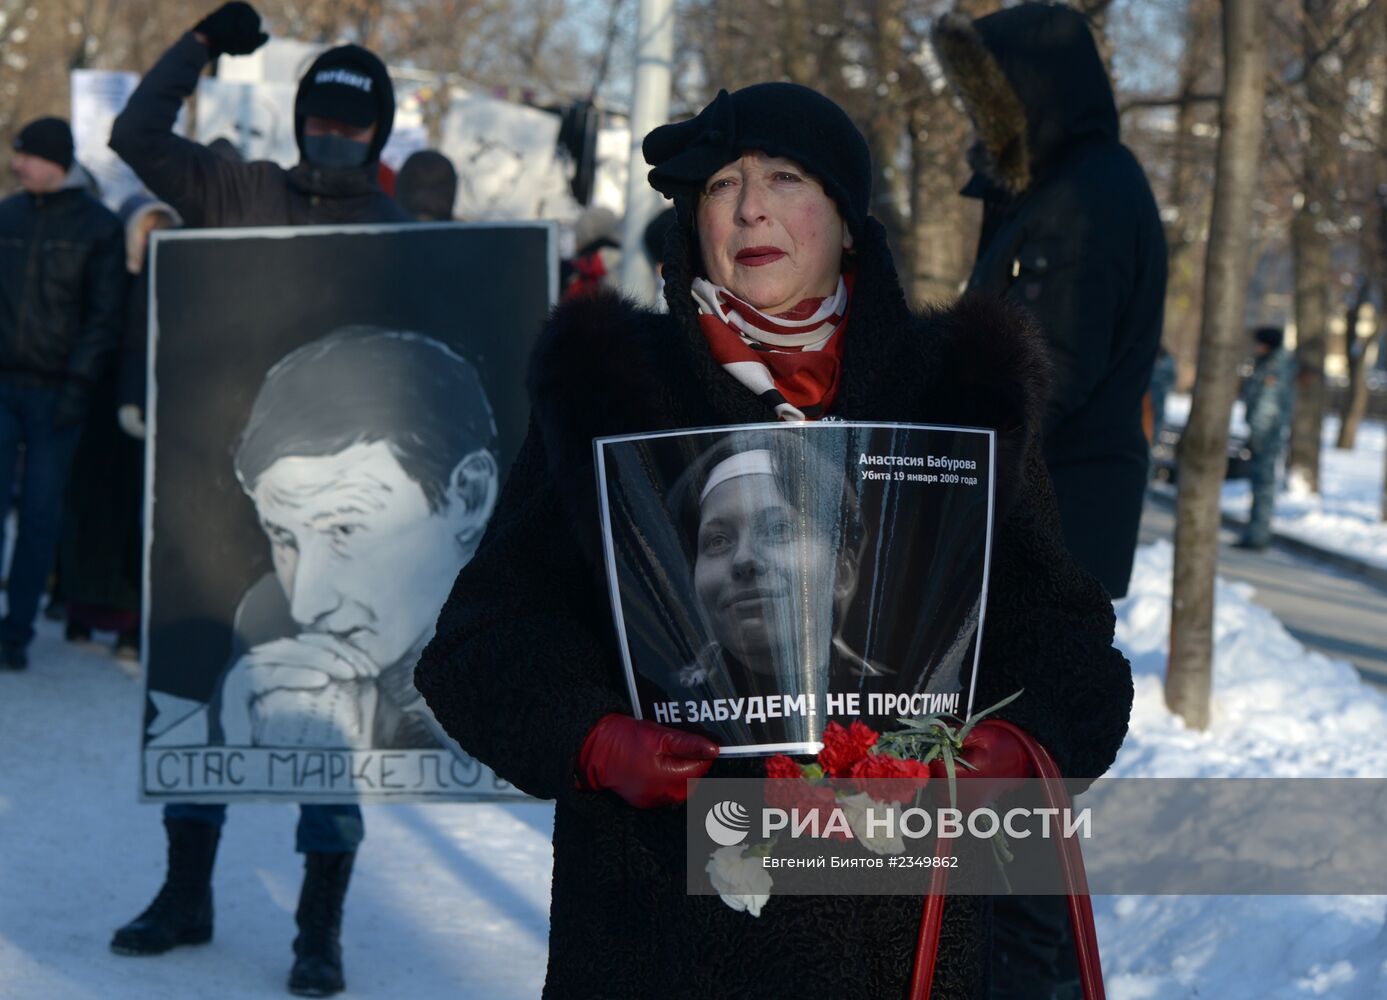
[907,721,1106,1000]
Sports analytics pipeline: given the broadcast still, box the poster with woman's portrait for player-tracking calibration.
[140,223,554,802]
[596,422,995,755]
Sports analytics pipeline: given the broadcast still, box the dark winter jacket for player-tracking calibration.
[109,34,407,229]
[415,212,1133,999]
[0,181,125,393]
[57,195,164,617]
[935,3,1167,599]
[115,196,179,412]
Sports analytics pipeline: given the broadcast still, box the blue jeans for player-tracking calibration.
[0,382,82,645]
[165,803,364,854]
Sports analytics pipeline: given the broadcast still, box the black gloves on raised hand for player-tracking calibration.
[194,2,269,58]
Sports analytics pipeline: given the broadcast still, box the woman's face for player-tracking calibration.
[696,152,851,315]
[694,470,849,675]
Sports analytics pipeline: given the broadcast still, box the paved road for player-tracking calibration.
[1139,494,1387,689]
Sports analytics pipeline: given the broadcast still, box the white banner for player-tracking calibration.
[440,93,569,221]
[71,69,186,210]
[194,78,300,167]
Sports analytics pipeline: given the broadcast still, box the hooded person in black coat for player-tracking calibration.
[933,3,1167,602]
[415,81,1131,1000]
[933,7,1164,995]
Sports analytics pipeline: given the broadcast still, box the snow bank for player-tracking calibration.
[1098,541,1387,998]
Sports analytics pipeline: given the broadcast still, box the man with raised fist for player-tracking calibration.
[108,5,409,996]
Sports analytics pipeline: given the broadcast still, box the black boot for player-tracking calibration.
[111,818,219,955]
[288,851,354,997]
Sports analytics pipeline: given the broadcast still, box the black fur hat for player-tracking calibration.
[643,83,872,237]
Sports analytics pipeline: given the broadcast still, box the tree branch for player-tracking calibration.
[1119,92,1222,113]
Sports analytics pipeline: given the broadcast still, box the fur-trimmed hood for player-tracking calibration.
[932,3,1118,197]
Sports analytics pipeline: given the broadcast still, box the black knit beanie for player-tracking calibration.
[1253,326,1284,350]
[13,117,73,172]
[643,83,872,238]
[294,45,395,162]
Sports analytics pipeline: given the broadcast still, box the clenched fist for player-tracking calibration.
[219,633,379,748]
[194,2,269,58]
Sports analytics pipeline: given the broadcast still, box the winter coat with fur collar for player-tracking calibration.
[415,216,1132,999]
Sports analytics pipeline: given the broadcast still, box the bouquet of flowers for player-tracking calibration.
[707,691,1023,916]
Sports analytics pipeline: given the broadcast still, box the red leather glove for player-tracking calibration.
[577,714,720,808]
[928,720,1036,810]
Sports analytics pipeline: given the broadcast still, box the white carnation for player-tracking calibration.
[706,845,773,917]
[838,792,905,856]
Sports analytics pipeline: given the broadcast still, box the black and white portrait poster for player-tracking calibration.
[141,223,553,802]
[596,422,995,756]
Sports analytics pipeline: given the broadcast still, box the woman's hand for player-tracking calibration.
[928,719,1036,810]
[577,714,719,808]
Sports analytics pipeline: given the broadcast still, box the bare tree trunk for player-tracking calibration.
[780,0,819,85]
[1287,0,1345,495]
[1166,0,1268,731]
[1335,280,1375,449]
[864,0,910,267]
[906,94,975,305]
[1382,424,1387,522]
[1352,79,1387,454]
[1288,207,1331,489]
[1163,0,1217,382]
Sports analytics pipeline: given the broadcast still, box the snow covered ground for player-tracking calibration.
[0,623,555,1000]
[1098,540,1387,998]
[3,539,1387,998]
[1164,395,1387,571]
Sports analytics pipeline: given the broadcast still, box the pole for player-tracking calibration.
[617,0,674,303]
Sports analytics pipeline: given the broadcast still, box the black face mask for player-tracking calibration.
[303,133,371,169]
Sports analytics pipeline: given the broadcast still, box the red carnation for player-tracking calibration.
[764,754,836,824]
[848,752,931,804]
[817,720,879,777]
[765,754,806,781]
[765,776,836,820]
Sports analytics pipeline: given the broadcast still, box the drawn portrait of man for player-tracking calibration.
[205,326,499,750]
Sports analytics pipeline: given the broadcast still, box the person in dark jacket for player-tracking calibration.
[934,3,1166,603]
[0,116,126,670]
[560,205,622,300]
[1146,345,1177,483]
[933,7,1165,996]
[107,5,408,996]
[58,195,180,660]
[414,81,1132,1000]
[395,149,457,221]
[108,5,404,230]
[643,205,677,311]
[1235,326,1296,551]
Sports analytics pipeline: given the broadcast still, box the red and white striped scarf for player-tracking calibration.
[691,274,851,421]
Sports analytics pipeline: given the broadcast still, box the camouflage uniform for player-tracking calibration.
[1240,346,1296,548]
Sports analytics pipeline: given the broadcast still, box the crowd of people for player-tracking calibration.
[0,2,1302,998]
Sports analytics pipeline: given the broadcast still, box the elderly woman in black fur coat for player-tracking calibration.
[415,82,1131,999]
